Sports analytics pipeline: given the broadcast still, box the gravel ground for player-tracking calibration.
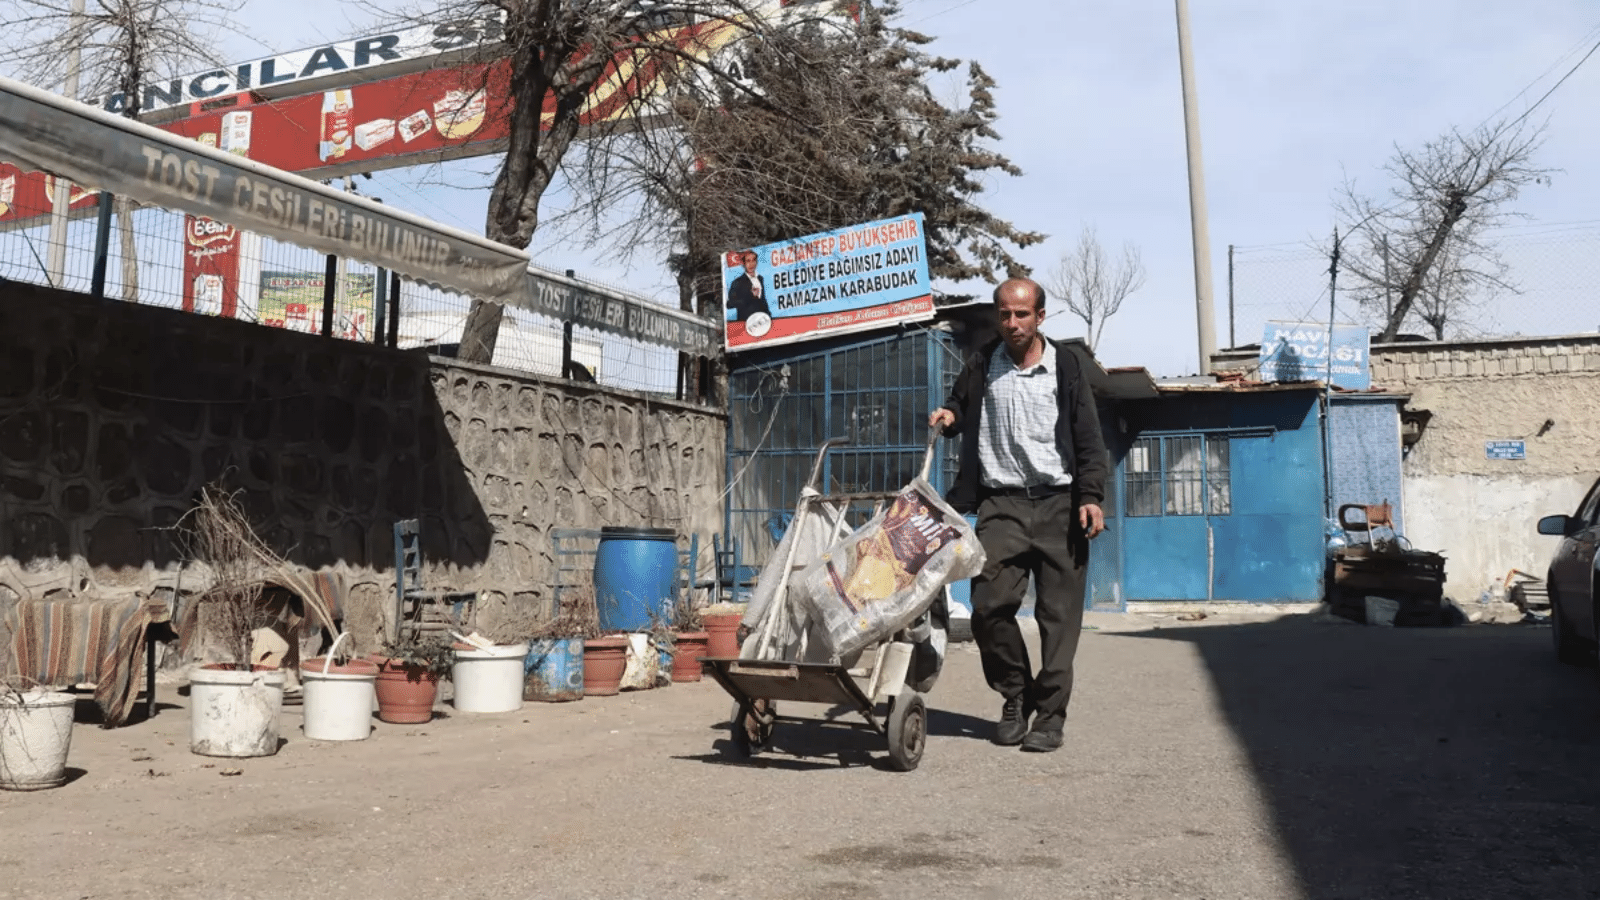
[2,610,1597,900]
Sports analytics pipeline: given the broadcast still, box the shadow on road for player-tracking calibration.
[1119,615,1600,899]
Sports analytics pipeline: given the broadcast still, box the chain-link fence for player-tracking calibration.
[0,167,696,398]
[1226,227,1600,348]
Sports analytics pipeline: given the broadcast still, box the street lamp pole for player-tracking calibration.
[1175,0,1217,373]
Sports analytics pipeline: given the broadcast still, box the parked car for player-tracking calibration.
[1537,476,1600,666]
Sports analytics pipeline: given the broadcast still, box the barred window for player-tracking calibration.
[1125,435,1231,517]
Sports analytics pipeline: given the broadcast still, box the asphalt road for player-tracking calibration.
[3,610,1598,900]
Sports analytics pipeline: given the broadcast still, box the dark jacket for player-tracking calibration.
[939,337,1110,514]
[727,273,771,322]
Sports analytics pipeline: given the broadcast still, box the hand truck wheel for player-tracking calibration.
[728,699,775,757]
[885,691,926,771]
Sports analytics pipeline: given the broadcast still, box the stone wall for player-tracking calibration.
[1215,334,1600,599]
[0,283,726,651]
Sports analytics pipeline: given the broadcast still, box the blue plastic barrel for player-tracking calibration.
[593,526,679,633]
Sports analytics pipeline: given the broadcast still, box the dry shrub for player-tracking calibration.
[182,486,278,669]
[528,585,600,642]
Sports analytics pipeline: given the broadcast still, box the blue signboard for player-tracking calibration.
[1485,440,1526,460]
[1258,321,1372,389]
[721,212,933,353]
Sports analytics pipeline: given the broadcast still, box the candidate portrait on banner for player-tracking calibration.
[723,248,773,337]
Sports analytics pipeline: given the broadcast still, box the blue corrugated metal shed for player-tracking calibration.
[1103,383,1330,604]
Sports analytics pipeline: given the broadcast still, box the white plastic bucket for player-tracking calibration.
[189,666,286,757]
[0,689,75,791]
[451,641,529,713]
[301,634,378,741]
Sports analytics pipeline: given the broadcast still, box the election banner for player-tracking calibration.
[1258,321,1371,390]
[723,213,933,352]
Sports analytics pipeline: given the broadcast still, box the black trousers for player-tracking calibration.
[970,491,1090,730]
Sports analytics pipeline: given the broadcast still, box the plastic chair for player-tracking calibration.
[393,519,476,642]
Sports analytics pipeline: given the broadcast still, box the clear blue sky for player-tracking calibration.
[166,1,1600,374]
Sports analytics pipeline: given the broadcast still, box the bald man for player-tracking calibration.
[929,277,1108,752]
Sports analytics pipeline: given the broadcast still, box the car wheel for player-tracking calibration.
[1551,586,1594,667]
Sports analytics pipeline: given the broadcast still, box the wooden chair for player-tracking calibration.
[393,519,476,643]
[1337,502,1397,549]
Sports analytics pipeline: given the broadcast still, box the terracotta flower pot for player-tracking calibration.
[670,632,710,683]
[582,636,629,697]
[371,657,440,724]
[701,613,743,659]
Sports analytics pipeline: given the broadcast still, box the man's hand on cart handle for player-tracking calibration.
[1080,503,1105,539]
[928,408,954,430]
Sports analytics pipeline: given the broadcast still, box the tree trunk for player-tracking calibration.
[117,198,138,303]
[460,41,589,365]
[1380,190,1466,342]
[458,301,504,365]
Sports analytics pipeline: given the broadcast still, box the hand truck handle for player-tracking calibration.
[918,425,941,482]
[805,436,851,492]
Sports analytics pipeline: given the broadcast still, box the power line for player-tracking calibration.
[1480,22,1600,127]
[907,0,983,25]
[1501,29,1600,132]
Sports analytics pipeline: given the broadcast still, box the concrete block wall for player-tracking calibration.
[1369,339,1600,385]
[0,283,725,653]
[1367,336,1600,600]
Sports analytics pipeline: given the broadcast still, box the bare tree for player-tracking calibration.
[0,0,237,111]
[1334,119,1551,342]
[353,0,814,363]
[0,0,240,303]
[550,1,1043,319]
[1045,226,1145,351]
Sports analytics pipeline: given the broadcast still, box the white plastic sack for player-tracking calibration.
[619,633,665,690]
[740,492,855,664]
[797,478,985,658]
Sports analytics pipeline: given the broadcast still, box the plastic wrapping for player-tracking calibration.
[797,477,985,657]
[739,490,855,664]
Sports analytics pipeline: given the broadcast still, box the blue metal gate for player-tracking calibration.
[1116,391,1325,603]
[724,329,958,569]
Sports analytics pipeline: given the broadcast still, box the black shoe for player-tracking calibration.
[994,696,1030,745]
[1020,727,1064,753]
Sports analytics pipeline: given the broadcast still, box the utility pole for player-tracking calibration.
[1226,243,1235,349]
[1175,0,1217,374]
[46,0,87,285]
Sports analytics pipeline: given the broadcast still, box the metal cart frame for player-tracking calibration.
[701,431,945,771]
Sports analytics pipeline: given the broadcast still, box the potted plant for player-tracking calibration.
[699,601,748,660]
[372,630,454,724]
[526,587,600,703]
[181,486,288,759]
[0,681,76,791]
[449,614,531,714]
[583,632,630,696]
[300,632,379,742]
[669,597,710,684]
[629,613,674,691]
[0,624,75,791]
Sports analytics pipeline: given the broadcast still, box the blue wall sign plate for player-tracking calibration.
[1485,440,1526,460]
